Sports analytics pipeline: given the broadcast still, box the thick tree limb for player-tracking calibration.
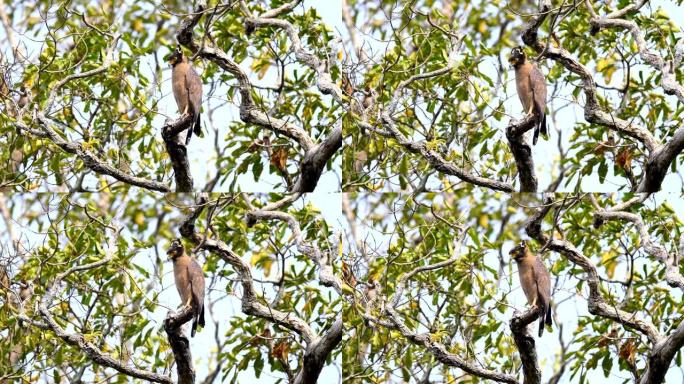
[293,316,343,384]
[506,114,538,192]
[292,122,342,193]
[509,306,543,384]
[164,306,196,384]
[640,320,684,384]
[162,114,195,192]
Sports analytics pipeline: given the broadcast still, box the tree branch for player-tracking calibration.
[245,196,343,296]
[161,114,195,192]
[591,198,684,292]
[240,0,344,105]
[506,114,538,192]
[164,305,196,384]
[525,196,661,344]
[383,231,518,383]
[292,121,342,193]
[510,306,543,384]
[35,211,172,383]
[293,316,343,384]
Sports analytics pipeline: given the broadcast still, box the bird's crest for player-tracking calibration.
[509,240,528,260]
[508,46,526,66]
[167,45,184,66]
[167,238,184,259]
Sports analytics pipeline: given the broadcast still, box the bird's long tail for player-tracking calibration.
[190,305,205,337]
[538,303,547,337]
[538,303,553,337]
[194,113,202,137]
[532,111,547,145]
[184,114,201,145]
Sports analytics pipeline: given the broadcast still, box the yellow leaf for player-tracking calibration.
[478,214,489,229]
[478,20,487,34]
[134,211,145,226]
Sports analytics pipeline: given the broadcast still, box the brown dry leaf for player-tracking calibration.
[616,148,633,169]
[270,147,288,172]
[272,341,289,361]
[619,339,636,364]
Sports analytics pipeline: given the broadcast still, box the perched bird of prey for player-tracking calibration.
[508,46,548,145]
[167,239,205,337]
[167,46,203,145]
[509,240,552,337]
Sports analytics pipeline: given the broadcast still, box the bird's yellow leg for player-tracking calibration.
[527,104,534,116]
[184,297,192,308]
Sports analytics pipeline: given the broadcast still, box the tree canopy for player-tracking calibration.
[0,192,342,383]
[343,191,684,384]
[0,0,342,193]
[1,0,684,383]
[342,0,684,193]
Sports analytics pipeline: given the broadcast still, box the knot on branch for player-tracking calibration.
[510,305,543,333]
[164,305,195,333]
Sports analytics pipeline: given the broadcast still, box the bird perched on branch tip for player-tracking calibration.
[509,240,552,337]
[168,46,203,145]
[508,46,548,145]
[167,239,205,337]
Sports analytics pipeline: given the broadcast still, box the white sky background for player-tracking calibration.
[349,192,684,384]
[347,0,684,192]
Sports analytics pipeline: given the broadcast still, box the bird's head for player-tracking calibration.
[508,46,526,67]
[509,240,528,262]
[167,46,184,66]
[167,239,185,260]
